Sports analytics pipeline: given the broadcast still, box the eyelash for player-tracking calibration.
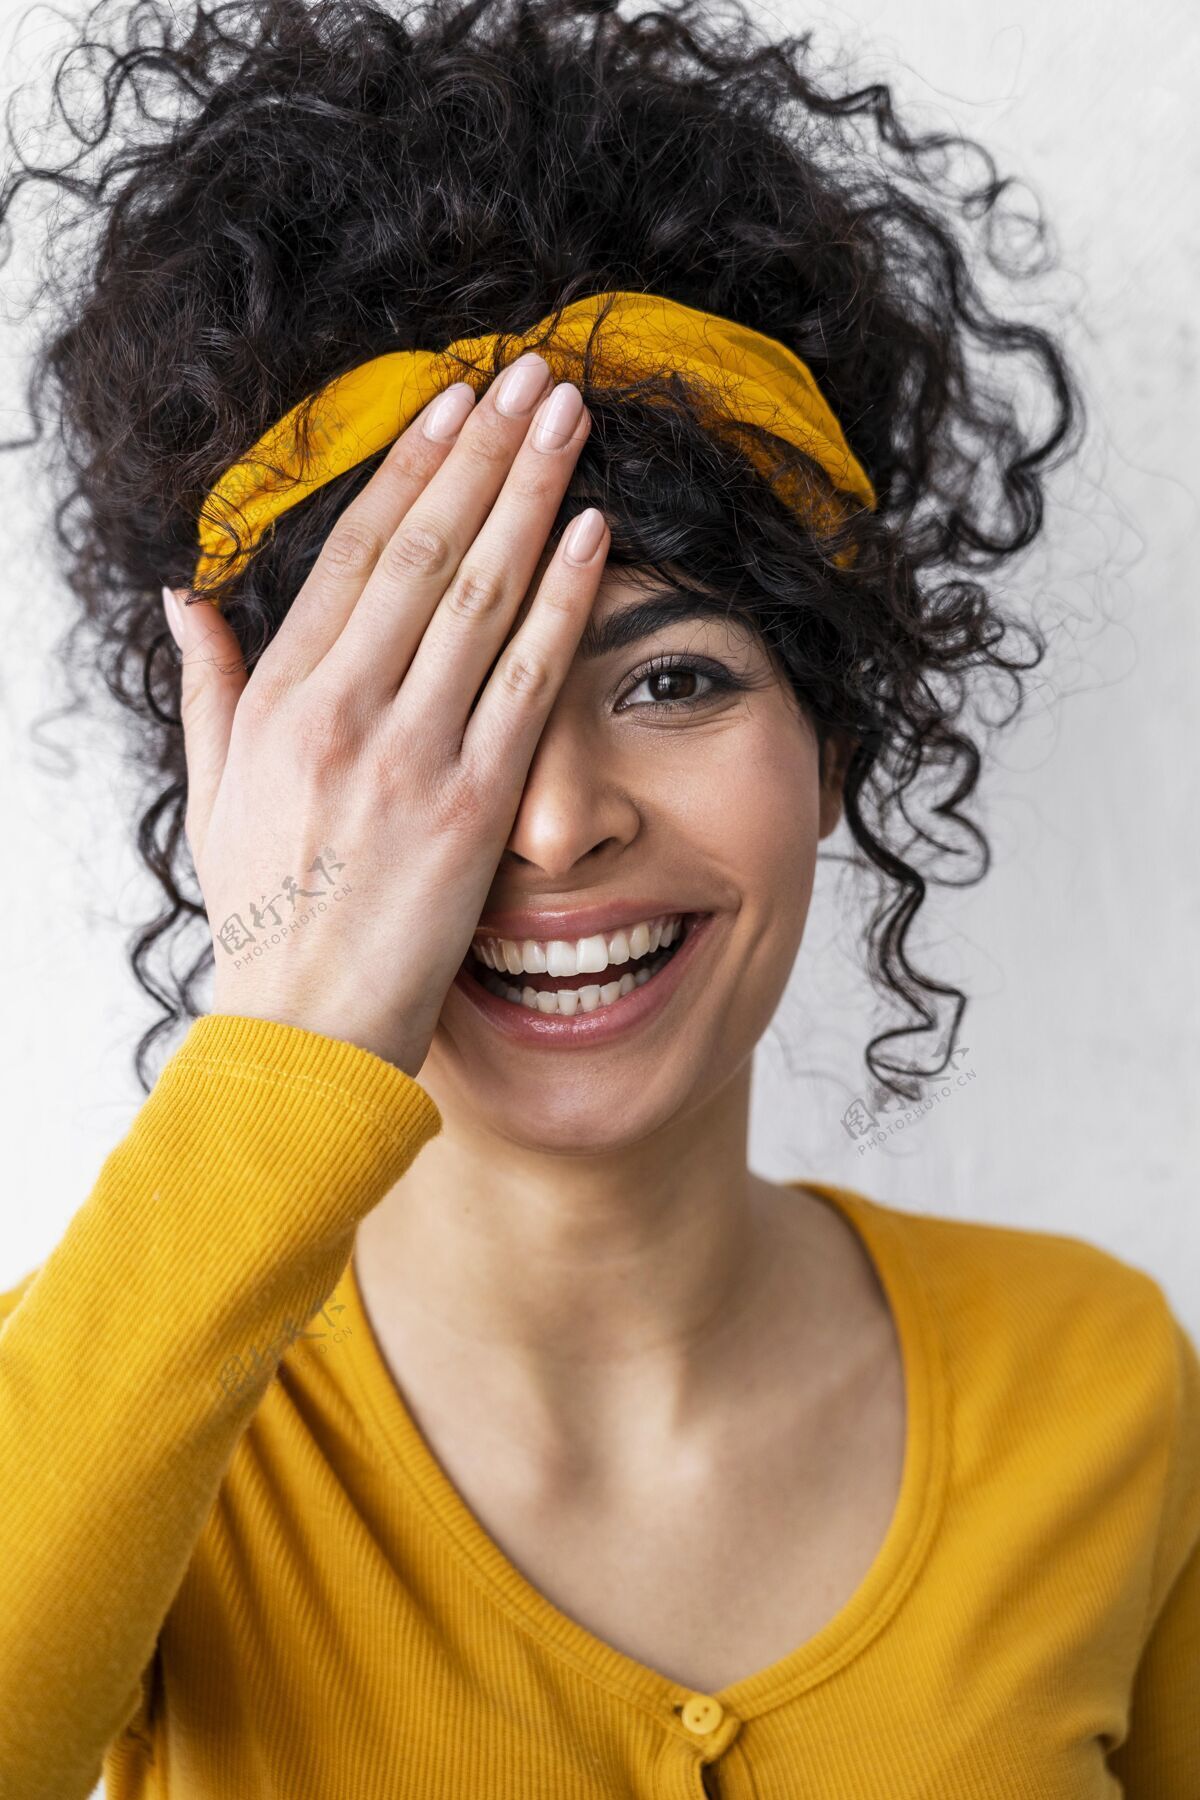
[616,653,745,715]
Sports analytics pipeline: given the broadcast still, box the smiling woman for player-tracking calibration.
[0,0,1196,1797]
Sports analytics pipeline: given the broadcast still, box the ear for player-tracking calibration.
[817,728,858,840]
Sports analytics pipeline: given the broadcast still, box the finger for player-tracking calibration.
[318,365,582,700]
[378,391,592,729]
[162,586,248,857]
[247,379,482,690]
[259,353,551,689]
[458,502,610,780]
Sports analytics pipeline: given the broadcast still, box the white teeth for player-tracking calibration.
[546,939,579,978]
[476,912,687,978]
[576,935,610,974]
[607,930,631,969]
[477,944,681,1014]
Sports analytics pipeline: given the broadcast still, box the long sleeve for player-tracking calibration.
[0,1012,442,1800]
[1106,1308,1200,1794]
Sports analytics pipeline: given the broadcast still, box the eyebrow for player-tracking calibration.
[576,591,743,661]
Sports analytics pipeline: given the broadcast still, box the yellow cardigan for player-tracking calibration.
[0,1013,1195,1798]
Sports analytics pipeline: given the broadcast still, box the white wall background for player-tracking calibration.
[0,3,1195,1784]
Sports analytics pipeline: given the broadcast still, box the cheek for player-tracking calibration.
[676,717,822,891]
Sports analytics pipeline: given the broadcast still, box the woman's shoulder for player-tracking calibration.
[803,1180,1195,1424]
[834,1182,1176,1319]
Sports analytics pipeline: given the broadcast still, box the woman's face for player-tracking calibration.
[424,556,850,1152]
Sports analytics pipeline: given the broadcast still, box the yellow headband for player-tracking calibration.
[192,289,877,599]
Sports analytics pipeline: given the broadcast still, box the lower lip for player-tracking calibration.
[451,913,717,1048]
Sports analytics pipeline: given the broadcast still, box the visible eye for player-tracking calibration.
[615,653,746,714]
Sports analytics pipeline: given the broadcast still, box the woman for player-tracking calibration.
[0,0,1194,1793]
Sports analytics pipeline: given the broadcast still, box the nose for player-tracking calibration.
[500,704,641,878]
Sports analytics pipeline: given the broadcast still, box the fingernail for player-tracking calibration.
[534,382,584,452]
[161,585,185,648]
[563,506,605,564]
[494,351,551,416]
[422,382,477,441]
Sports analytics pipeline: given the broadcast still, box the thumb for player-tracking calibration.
[161,584,248,854]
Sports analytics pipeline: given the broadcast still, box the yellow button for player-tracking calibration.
[680,1694,724,1734]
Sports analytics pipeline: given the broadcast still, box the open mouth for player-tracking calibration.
[465,914,703,1018]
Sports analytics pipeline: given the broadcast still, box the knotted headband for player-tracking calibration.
[192,289,877,600]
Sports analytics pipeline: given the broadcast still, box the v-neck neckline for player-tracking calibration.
[335,1180,949,1721]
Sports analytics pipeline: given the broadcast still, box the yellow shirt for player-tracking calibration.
[0,1012,1196,1798]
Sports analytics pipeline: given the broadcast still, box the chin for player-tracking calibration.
[432,1015,752,1163]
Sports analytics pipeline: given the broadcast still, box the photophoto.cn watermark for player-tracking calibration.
[216,1291,355,1402]
[216,846,352,968]
[841,1045,977,1154]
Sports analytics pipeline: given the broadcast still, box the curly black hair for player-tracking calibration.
[0,0,1085,1099]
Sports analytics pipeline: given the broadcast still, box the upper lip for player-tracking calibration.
[472,900,710,945]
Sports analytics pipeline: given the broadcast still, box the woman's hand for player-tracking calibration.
[163,351,608,1076]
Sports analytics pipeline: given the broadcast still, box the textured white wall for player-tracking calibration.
[0,1,1195,1342]
[0,0,1193,1793]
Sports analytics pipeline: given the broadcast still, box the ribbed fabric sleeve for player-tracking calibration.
[0,1013,442,1800]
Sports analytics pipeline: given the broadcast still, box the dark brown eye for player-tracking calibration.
[648,668,700,702]
[617,655,742,713]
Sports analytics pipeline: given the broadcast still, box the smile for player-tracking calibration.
[471,913,688,1015]
[452,912,717,1047]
